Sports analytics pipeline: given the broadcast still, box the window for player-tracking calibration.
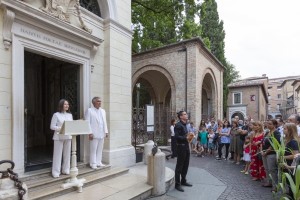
[233,92,242,104]
[277,94,281,99]
[80,0,101,17]
[277,104,281,110]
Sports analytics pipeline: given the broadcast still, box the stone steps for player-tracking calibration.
[50,172,153,200]
[22,165,129,200]
[20,163,174,200]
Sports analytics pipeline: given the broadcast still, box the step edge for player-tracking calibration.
[28,168,129,199]
[27,166,112,189]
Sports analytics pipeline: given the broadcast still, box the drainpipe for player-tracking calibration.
[257,85,260,120]
[178,46,187,112]
[185,47,187,112]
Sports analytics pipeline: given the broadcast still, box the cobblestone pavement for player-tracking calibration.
[149,152,274,200]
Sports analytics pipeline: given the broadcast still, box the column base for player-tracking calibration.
[102,145,136,167]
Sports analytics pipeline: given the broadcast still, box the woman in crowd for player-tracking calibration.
[50,99,73,178]
[216,120,231,160]
[170,119,177,158]
[249,121,266,181]
[282,123,299,197]
[230,120,242,164]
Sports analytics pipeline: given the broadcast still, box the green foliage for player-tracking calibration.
[200,0,239,116]
[132,0,202,53]
[269,134,300,200]
[200,0,225,64]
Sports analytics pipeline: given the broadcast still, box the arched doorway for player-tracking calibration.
[231,112,245,121]
[201,72,217,120]
[132,68,175,147]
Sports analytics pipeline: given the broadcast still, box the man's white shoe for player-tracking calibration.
[90,164,97,169]
[97,163,106,167]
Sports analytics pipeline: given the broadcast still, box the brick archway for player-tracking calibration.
[201,68,218,119]
[132,65,176,109]
[132,65,176,146]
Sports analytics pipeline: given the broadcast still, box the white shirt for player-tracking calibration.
[50,112,73,140]
[170,125,175,137]
[85,107,108,139]
[297,125,300,137]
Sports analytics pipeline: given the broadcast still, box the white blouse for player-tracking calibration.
[170,125,175,137]
[50,112,73,140]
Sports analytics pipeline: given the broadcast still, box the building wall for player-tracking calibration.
[195,43,223,123]
[0,0,135,171]
[132,45,187,111]
[281,80,296,118]
[227,86,267,121]
[268,81,282,117]
[132,40,224,129]
[258,87,267,120]
[0,8,12,161]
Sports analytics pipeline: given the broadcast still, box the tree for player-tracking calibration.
[200,0,240,116]
[132,0,202,53]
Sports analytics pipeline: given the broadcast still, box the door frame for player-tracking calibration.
[12,22,92,174]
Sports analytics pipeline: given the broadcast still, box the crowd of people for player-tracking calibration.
[170,113,300,197]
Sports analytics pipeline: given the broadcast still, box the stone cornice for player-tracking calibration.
[103,18,133,39]
[132,38,225,71]
[0,0,103,48]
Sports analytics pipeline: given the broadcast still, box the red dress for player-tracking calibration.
[250,133,266,179]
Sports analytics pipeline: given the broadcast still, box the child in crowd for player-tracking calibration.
[241,135,251,175]
[190,122,200,155]
[198,125,208,157]
[207,127,215,156]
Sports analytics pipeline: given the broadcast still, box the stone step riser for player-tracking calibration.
[20,163,88,182]
[130,190,152,200]
[29,169,129,200]
[27,167,110,191]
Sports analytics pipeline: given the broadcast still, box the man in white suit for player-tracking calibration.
[85,97,109,169]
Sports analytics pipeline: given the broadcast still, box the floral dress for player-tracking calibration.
[250,133,266,179]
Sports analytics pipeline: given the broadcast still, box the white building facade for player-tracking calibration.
[0,0,135,174]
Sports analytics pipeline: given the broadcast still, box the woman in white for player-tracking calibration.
[170,119,177,158]
[50,99,73,178]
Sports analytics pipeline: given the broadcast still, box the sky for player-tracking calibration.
[215,0,300,79]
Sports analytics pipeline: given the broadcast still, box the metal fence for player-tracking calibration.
[132,105,176,148]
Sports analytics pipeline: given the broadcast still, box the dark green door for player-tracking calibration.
[24,51,80,172]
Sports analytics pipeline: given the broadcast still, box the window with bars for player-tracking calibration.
[233,92,242,104]
[80,0,101,17]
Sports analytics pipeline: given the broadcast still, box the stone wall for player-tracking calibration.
[0,8,12,161]
[132,39,224,128]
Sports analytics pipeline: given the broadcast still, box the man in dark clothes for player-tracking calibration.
[174,111,193,192]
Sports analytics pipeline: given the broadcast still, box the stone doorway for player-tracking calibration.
[24,51,80,172]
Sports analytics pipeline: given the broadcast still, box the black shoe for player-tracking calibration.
[181,182,193,187]
[175,185,184,192]
[216,157,221,160]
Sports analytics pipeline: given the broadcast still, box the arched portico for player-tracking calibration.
[201,69,218,120]
[132,38,224,149]
[132,66,176,146]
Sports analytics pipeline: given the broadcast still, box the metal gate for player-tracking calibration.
[132,105,176,148]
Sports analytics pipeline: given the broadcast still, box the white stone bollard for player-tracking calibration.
[143,140,154,164]
[147,149,166,196]
[0,178,28,200]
